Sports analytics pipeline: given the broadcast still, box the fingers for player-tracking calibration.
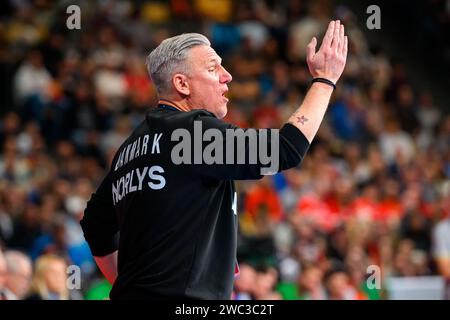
[331,20,341,52]
[306,37,317,62]
[320,20,335,50]
[343,35,348,57]
[338,24,345,54]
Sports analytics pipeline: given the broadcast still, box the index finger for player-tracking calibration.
[320,21,335,50]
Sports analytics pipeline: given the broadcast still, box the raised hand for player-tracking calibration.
[306,20,348,84]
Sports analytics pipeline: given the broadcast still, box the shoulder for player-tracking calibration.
[147,108,236,131]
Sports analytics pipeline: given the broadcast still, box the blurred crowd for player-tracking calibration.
[0,0,449,300]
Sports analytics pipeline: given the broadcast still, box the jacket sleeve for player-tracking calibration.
[80,172,119,257]
[187,113,310,180]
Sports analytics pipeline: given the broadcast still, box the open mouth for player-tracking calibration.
[222,92,229,100]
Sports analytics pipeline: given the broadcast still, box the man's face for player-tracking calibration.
[6,261,32,298]
[184,45,232,119]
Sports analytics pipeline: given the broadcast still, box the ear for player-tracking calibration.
[172,73,190,96]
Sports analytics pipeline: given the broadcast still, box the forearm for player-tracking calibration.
[94,250,118,285]
[287,82,334,143]
[286,19,347,143]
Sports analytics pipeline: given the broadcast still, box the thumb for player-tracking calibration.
[306,37,317,62]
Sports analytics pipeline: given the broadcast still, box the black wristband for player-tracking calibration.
[311,77,336,90]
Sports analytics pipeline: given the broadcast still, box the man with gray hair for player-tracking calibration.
[3,250,32,300]
[81,20,348,299]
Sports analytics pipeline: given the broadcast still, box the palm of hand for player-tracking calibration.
[306,20,348,84]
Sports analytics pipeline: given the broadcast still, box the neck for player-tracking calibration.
[158,98,191,112]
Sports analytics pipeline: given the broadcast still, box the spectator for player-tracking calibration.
[324,267,366,300]
[13,50,52,122]
[297,265,326,300]
[3,250,32,299]
[26,254,69,300]
[233,263,257,300]
[378,119,415,165]
[432,215,450,299]
[252,267,282,300]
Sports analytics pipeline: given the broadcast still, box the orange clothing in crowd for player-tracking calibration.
[375,199,404,222]
[349,197,379,221]
[244,185,283,222]
[296,192,341,232]
[124,73,153,104]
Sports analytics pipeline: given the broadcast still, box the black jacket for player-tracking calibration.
[80,105,310,300]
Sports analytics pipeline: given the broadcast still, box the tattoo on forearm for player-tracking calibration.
[296,115,308,125]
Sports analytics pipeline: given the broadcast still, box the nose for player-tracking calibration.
[220,65,232,83]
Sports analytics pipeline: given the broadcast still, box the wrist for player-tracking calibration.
[310,81,335,93]
[311,77,336,90]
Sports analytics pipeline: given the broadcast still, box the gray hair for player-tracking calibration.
[146,33,211,95]
[4,250,31,274]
